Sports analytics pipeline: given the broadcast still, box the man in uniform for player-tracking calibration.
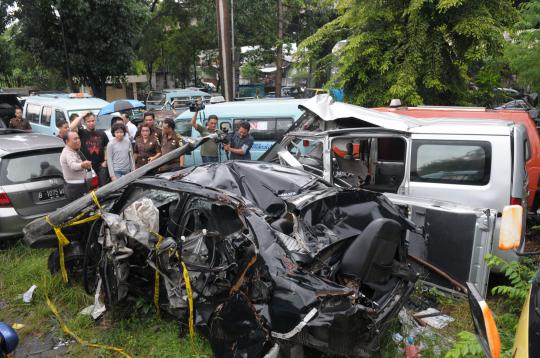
[191,111,221,163]
[8,107,31,131]
[139,112,162,143]
[159,118,185,172]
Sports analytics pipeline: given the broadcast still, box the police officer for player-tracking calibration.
[159,118,185,171]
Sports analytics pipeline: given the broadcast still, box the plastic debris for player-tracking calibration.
[79,278,106,320]
[11,323,24,330]
[392,332,404,344]
[22,284,37,303]
[413,308,454,329]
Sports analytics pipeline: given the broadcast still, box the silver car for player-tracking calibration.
[0,129,68,243]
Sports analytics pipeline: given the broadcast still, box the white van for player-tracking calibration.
[262,95,529,296]
[23,92,109,136]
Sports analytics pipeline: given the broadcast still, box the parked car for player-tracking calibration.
[262,95,528,296]
[373,104,540,212]
[0,129,69,243]
[0,93,23,128]
[23,92,109,136]
[174,98,306,166]
[145,88,211,112]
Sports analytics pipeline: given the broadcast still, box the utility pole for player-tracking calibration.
[216,0,233,101]
[52,6,75,92]
[275,0,283,98]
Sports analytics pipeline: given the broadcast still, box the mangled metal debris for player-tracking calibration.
[23,161,419,357]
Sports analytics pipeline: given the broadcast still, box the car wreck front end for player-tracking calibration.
[23,160,417,357]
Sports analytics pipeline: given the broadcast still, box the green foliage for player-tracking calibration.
[485,254,535,304]
[240,62,261,84]
[444,331,484,358]
[504,0,540,92]
[13,0,148,97]
[297,0,518,106]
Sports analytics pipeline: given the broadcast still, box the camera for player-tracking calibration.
[216,129,231,145]
[189,101,205,112]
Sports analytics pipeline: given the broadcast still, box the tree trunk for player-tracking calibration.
[147,63,153,90]
[88,76,107,99]
[275,0,283,98]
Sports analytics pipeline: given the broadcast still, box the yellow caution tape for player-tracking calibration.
[45,212,101,283]
[152,232,164,318]
[90,190,102,209]
[6,354,13,358]
[43,276,133,358]
[181,261,197,356]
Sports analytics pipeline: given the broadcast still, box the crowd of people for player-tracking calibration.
[7,105,255,201]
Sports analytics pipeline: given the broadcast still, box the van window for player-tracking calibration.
[26,104,41,123]
[41,106,52,126]
[233,118,294,141]
[411,140,491,185]
[55,110,66,126]
[147,91,165,104]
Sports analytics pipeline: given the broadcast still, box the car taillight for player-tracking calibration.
[0,191,12,207]
[510,197,522,206]
[90,176,99,190]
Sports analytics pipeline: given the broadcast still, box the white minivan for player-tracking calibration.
[23,92,109,136]
[262,95,529,297]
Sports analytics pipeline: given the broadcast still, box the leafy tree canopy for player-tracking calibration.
[505,0,540,92]
[298,0,518,106]
[14,0,148,98]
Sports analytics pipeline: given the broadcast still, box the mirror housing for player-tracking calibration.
[498,205,523,251]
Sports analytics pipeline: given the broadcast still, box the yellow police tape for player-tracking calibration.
[45,191,103,283]
[181,261,197,356]
[43,276,133,358]
[153,233,164,318]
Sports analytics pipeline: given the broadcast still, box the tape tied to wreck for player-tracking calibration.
[45,210,101,283]
[151,232,164,318]
[43,275,133,358]
[181,260,197,356]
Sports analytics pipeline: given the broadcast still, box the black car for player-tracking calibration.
[0,93,23,127]
[23,161,417,357]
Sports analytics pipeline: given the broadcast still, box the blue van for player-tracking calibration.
[145,89,212,112]
[23,93,109,136]
[174,98,307,166]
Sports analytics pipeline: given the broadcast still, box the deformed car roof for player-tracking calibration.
[301,95,517,135]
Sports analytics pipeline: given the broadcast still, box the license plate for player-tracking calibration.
[38,187,65,201]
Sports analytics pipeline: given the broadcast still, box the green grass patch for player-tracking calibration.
[0,243,211,357]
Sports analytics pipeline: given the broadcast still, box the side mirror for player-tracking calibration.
[466,282,501,358]
[498,205,523,251]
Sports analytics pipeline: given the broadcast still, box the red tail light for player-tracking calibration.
[510,197,522,206]
[0,192,12,207]
[90,176,99,189]
[303,140,310,147]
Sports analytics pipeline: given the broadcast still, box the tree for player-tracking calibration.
[505,0,540,92]
[14,0,147,98]
[297,0,518,106]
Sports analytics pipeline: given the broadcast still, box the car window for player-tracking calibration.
[170,97,190,109]
[147,92,165,104]
[0,150,63,185]
[26,104,41,123]
[233,118,294,141]
[411,140,491,185]
[55,109,66,126]
[41,106,52,126]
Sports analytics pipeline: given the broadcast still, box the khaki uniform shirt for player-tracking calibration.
[134,136,161,169]
[160,132,185,171]
[9,117,31,130]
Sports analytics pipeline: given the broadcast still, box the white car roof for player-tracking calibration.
[301,95,515,135]
[25,94,109,111]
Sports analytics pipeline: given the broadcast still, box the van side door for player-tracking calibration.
[385,193,496,297]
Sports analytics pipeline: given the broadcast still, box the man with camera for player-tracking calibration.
[191,108,221,163]
[223,121,254,160]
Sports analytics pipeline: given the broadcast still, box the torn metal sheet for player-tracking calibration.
[23,161,418,357]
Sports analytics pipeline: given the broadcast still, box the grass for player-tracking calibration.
[0,242,212,357]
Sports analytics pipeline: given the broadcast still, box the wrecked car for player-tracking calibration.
[23,159,417,357]
[261,94,528,297]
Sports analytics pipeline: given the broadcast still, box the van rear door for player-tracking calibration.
[385,193,496,297]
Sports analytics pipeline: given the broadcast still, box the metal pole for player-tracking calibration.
[216,0,233,101]
[53,6,74,92]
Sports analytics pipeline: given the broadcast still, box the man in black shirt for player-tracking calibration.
[77,112,109,186]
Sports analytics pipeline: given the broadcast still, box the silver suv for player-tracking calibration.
[0,129,68,244]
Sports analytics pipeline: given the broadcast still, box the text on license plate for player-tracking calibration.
[38,187,65,201]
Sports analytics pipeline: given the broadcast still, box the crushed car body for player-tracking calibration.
[23,160,417,357]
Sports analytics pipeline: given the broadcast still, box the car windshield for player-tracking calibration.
[0,149,63,185]
[147,92,166,104]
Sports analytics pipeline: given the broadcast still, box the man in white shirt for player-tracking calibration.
[121,112,138,142]
[60,131,92,200]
